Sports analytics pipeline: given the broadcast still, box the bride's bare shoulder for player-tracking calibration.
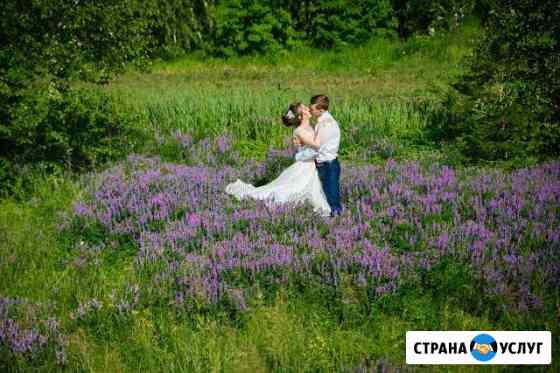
[294,126,313,137]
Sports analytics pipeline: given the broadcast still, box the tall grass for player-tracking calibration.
[116,85,428,161]
[106,23,479,163]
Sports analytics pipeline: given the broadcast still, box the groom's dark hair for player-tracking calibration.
[310,95,329,111]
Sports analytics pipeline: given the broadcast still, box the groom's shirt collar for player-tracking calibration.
[318,111,334,124]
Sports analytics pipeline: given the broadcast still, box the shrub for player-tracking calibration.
[305,0,395,48]
[212,0,298,57]
[424,0,560,163]
[0,80,143,178]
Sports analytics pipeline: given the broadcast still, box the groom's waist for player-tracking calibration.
[315,157,338,165]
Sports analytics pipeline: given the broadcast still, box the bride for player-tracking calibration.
[225,102,331,216]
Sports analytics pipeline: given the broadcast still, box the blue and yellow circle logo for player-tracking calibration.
[470,334,497,362]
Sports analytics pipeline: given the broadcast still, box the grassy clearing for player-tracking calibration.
[106,23,479,163]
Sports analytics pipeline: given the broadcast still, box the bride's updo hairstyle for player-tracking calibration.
[281,102,303,127]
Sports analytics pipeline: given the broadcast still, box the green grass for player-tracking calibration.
[106,22,479,164]
[0,177,506,372]
[1,172,554,371]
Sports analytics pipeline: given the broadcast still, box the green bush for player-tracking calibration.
[305,0,395,48]
[424,0,560,163]
[0,80,143,176]
[212,0,298,57]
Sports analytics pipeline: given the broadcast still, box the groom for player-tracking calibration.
[296,95,342,217]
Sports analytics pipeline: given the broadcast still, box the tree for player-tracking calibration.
[144,0,213,58]
[0,0,154,186]
[427,0,560,161]
[392,0,476,39]
[212,0,297,56]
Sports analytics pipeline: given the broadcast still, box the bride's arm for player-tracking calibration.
[296,131,321,150]
[294,146,318,162]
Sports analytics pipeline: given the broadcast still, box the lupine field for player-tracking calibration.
[2,25,559,372]
[64,136,560,315]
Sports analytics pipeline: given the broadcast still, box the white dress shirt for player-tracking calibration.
[315,111,340,163]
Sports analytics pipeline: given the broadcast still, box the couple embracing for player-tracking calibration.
[226,95,342,218]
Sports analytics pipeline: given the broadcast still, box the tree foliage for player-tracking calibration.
[426,0,560,162]
[210,0,480,54]
[0,0,154,82]
[212,0,297,56]
[392,0,476,39]
[301,0,395,48]
[0,0,157,188]
[144,0,213,58]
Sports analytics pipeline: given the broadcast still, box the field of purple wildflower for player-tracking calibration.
[1,127,559,370]
[4,131,556,370]
[66,135,560,316]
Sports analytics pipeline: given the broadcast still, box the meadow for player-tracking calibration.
[107,27,474,164]
[1,23,559,372]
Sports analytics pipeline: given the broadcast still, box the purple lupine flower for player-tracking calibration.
[61,148,560,314]
[215,135,231,154]
[175,130,193,148]
[175,291,184,306]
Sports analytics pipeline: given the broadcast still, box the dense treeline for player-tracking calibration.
[212,0,482,55]
[0,0,212,190]
[1,0,151,189]
[1,1,482,78]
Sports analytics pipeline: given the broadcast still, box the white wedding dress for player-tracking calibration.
[225,126,331,216]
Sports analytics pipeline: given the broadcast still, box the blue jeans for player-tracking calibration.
[316,158,342,216]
